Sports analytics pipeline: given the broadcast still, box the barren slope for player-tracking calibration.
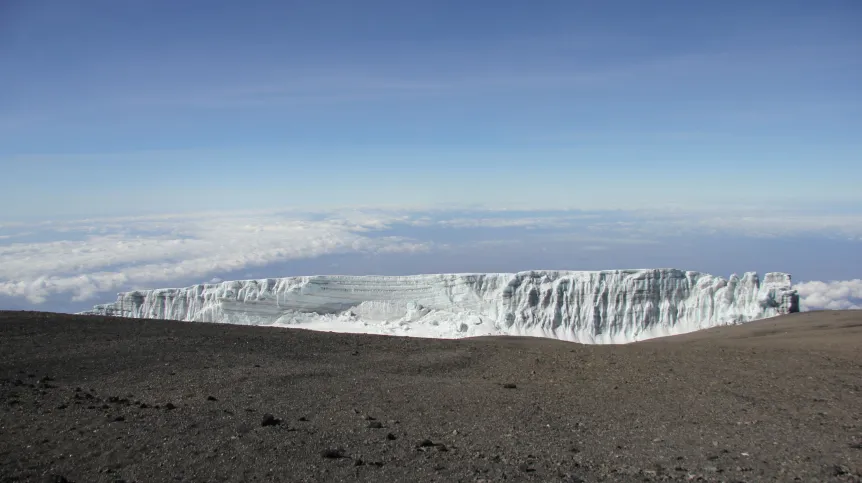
[0,310,860,482]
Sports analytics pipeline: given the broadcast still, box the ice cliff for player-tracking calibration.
[83,269,799,344]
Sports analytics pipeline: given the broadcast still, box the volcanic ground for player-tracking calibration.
[1,310,860,482]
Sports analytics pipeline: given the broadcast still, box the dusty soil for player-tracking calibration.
[1,310,861,482]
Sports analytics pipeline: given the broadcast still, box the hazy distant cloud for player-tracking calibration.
[691,214,862,239]
[587,211,862,240]
[795,280,862,310]
[406,208,862,239]
[413,214,603,229]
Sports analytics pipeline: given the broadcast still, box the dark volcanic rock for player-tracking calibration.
[320,448,346,459]
[261,414,281,427]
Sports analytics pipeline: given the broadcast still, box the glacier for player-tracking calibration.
[82,269,799,344]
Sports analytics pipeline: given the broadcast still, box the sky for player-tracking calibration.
[0,1,860,313]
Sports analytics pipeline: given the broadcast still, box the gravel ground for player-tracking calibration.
[1,310,860,482]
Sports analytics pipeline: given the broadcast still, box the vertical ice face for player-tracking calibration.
[82,269,799,344]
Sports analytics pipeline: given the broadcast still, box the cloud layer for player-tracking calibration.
[1,207,860,312]
[0,210,429,303]
[795,280,862,310]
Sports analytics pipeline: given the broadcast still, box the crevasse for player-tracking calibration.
[82,269,798,344]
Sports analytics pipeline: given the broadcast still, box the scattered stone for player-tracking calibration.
[112,416,125,422]
[417,439,436,448]
[833,464,851,476]
[139,403,149,409]
[367,421,383,429]
[850,442,862,450]
[45,476,70,483]
[261,414,281,427]
[298,416,309,422]
[386,433,397,441]
[363,414,376,421]
[353,458,365,466]
[502,383,517,389]
[518,463,535,473]
[437,444,449,452]
[56,404,67,410]
[206,396,217,401]
[320,448,345,459]
[164,403,176,410]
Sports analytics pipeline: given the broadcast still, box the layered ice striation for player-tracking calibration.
[83,269,799,343]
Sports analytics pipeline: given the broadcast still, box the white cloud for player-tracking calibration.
[795,280,862,311]
[0,211,430,304]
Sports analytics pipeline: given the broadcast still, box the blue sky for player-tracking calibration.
[0,1,860,313]
[1,0,861,216]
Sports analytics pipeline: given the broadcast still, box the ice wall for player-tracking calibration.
[83,269,798,344]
